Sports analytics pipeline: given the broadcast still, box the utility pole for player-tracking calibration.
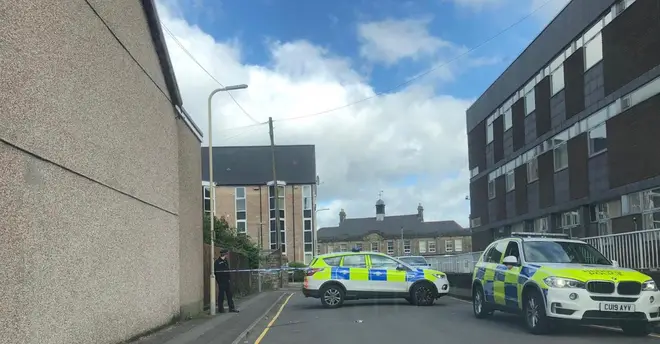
[400,226,404,255]
[269,117,284,288]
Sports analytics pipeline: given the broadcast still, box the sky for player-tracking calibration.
[155,0,570,229]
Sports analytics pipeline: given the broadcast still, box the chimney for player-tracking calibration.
[375,198,385,221]
[339,209,346,224]
[417,203,424,222]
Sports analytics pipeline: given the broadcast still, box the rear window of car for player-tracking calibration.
[323,256,342,266]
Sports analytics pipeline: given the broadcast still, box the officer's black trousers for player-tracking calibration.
[217,282,235,311]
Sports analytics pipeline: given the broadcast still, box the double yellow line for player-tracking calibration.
[254,293,295,344]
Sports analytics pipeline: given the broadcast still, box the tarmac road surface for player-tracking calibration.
[249,293,660,344]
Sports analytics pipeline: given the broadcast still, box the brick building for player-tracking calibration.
[467,0,660,250]
[317,199,471,256]
[201,145,318,264]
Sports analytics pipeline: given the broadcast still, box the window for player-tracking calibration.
[551,65,565,95]
[504,108,512,131]
[370,254,399,269]
[428,241,436,253]
[523,241,610,265]
[203,186,211,214]
[419,241,427,253]
[342,254,366,268]
[527,157,538,182]
[485,241,507,263]
[588,124,607,156]
[622,192,643,215]
[324,256,341,266]
[454,239,463,252]
[486,122,494,143]
[304,253,313,265]
[355,243,363,251]
[553,143,568,171]
[445,239,454,253]
[488,179,496,199]
[327,246,334,254]
[584,33,603,71]
[316,244,321,255]
[387,241,394,255]
[525,90,536,115]
[470,217,482,228]
[403,240,411,254]
[505,171,515,192]
[371,242,379,252]
[470,166,479,178]
[560,211,580,228]
[339,244,347,252]
[235,187,247,234]
[302,185,313,254]
[535,217,548,233]
[268,185,286,253]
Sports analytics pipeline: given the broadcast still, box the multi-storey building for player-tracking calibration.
[201,145,318,264]
[317,199,471,256]
[467,0,660,251]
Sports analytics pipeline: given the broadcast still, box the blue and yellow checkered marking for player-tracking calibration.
[406,269,426,282]
[331,267,350,280]
[369,269,388,281]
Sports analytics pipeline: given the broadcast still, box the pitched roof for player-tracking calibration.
[201,145,317,186]
[317,214,468,242]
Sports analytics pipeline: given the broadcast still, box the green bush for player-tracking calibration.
[289,261,307,282]
[203,214,262,269]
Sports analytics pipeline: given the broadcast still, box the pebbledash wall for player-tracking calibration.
[0,1,204,344]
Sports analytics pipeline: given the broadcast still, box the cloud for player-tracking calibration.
[530,0,571,26]
[357,17,454,66]
[445,0,506,11]
[156,1,472,229]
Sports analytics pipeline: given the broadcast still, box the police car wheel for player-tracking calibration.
[523,290,550,334]
[620,322,652,337]
[472,286,492,318]
[411,282,435,306]
[320,284,345,308]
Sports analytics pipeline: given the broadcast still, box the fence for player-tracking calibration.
[431,228,660,273]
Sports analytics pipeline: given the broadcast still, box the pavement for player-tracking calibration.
[246,293,660,344]
[128,290,293,344]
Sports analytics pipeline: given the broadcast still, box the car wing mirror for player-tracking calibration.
[502,255,520,266]
[396,264,407,271]
[612,260,619,268]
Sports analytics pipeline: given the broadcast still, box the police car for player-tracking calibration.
[303,249,449,308]
[472,232,660,336]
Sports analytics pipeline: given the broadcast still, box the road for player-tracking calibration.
[249,293,660,344]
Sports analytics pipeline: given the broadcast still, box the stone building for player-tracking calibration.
[317,199,471,257]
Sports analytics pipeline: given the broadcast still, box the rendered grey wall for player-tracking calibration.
[0,0,201,343]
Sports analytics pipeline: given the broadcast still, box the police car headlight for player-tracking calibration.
[544,276,585,289]
[433,274,446,279]
[642,280,658,291]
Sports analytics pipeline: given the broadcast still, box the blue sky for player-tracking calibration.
[174,0,555,101]
[159,0,569,227]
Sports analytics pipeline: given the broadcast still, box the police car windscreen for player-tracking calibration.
[522,241,611,265]
[401,257,427,265]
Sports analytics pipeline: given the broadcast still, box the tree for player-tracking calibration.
[203,214,261,269]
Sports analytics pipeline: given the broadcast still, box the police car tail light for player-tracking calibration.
[306,268,322,276]
[543,277,585,289]
[642,280,658,291]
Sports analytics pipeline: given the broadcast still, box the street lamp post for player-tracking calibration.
[208,84,247,316]
[313,207,329,258]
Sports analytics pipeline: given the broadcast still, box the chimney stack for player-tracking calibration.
[339,209,346,224]
[417,203,424,222]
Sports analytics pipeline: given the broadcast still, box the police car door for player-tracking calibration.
[367,254,407,293]
[483,240,507,306]
[341,254,370,292]
[501,240,523,309]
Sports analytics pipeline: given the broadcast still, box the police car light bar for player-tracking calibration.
[510,232,570,239]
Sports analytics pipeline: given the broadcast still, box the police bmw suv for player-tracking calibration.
[472,232,660,336]
[303,250,449,308]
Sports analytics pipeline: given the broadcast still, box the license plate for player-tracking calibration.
[599,303,635,312]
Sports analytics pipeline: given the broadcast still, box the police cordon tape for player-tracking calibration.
[216,267,312,273]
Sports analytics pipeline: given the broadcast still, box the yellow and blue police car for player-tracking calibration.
[471,232,660,336]
[303,249,449,308]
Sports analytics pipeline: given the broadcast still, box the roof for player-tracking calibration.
[141,0,203,140]
[465,0,616,132]
[201,145,317,186]
[317,214,468,242]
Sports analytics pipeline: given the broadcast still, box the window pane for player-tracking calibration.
[304,219,312,231]
[235,198,246,211]
[235,187,245,198]
[304,231,312,242]
[303,209,312,218]
[204,187,210,198]
[277,198,285,209]
[551,65,565,95]
[279,210,285,218]
[303,197,312,210]
[269,198,275,210]
[584,33,603,71]
[487,123,494,143]
[304,243,313,252]
[504,109,512,130]
[236,211,246,220]
[589,124,607,155]
[302,185,312,198]
[204,199,210,211]
[269,210,275,219]
[236,221,246,233]
[525,90,536,114]
[370,255,398,269]
[269,220,276,231]
[342,255,366,268]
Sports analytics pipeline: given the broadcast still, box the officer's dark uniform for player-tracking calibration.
[214,250,238,313]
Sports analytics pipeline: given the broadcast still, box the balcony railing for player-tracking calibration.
[429,228,660,273]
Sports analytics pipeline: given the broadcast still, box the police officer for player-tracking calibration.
[214,249,239,313]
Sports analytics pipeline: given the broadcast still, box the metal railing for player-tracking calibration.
[429,228,660,273]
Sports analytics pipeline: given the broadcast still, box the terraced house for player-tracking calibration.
[201,145,319,264]
[317,199,471,256]
[467,0,660,251]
